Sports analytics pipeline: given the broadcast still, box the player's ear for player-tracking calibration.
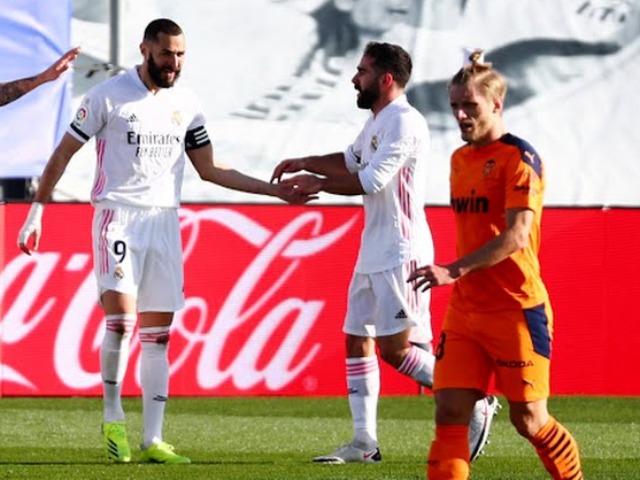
[139,41,147,57]
[492,97,503,114]
[379,72,394,89]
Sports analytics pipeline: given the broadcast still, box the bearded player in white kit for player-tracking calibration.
[17,18,304,464]
[271,41,499,465]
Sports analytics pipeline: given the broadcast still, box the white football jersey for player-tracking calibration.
[344,95,434,273]
[68,67,208,208]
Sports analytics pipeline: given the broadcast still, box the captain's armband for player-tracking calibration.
[185,125,211,150]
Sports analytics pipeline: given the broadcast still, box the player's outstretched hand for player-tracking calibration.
[17,203,44,255]
[275,181,318,204]
[270,158,306,184]
[41,47,81,83]
[408,263,457,291]
[279,174,323,196]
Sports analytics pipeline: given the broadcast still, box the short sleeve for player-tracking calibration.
[504,149,545,211]
[68,89,108,143]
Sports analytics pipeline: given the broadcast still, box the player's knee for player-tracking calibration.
[433,390,478,424]
[105,314,136,341]
[509,400,550,438]
[346,334,374,357]
[509,410,542,438]
[377,346,404,367]
[434,402,471,424]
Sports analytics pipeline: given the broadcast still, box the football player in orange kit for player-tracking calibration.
[409,49,584,480]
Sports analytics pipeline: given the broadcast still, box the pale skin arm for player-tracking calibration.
[187,143,313,203]
[408,208,535,290]
[271,152,365,196]
[0,47,80,106]
[18,133,84,254]
[32,133,84,204]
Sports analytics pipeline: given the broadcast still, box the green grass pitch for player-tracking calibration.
[0,395,638,479]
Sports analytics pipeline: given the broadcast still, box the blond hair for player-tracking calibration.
[449,49,507,103]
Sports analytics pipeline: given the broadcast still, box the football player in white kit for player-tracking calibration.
[271,41,498,464]
[18,18,304,465]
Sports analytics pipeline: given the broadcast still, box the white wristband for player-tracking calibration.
[17,202,45,247]
[26,202,44,223]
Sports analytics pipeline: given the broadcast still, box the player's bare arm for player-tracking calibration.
[270,152,348,183]
[39,47,81,83]
[0,76,41,106]
[32,133,84,204]
[408,263,458,291]
[282,171,365,196]
[187,144,313,204]
[0,47,80,106]
[17,133,83,255]
[409,208,534,291]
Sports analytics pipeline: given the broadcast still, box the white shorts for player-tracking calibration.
[92,202,185,312]
[344,261,431,339]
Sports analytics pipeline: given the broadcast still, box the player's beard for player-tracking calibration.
[356,83,380,109]
[147,53,181,88]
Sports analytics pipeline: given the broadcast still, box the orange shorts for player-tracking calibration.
[433,302,554,402]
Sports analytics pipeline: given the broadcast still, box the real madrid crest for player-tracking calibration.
[370,135,378,152]
[114,264,125,279]
[172,110,182,126]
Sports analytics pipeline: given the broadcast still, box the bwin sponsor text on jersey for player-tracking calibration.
[450,194,489,213]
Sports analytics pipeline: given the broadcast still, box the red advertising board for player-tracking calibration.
[1,203,639,396]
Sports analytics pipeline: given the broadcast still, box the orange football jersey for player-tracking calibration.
[449,133,548,311]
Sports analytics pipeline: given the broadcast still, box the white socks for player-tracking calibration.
[346,357,380,449]
[139,325,171,449]
[345,348,435,449]
[397,344,435,388]
[101,314,136,422]
[101,317,172,449]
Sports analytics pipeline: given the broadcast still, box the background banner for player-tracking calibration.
[56,0,640,206]
[0,1,638,398]
[1,203,638,396]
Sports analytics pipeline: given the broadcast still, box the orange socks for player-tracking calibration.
[426,417,582,480]
[427,424,470,480]
[530,417,583,480]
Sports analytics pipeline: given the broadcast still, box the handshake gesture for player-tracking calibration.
[271,157,323,204]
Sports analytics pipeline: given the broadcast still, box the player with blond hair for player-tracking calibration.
[409,49,583,479]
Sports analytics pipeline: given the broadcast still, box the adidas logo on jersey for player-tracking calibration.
[395,309,407,319]
[127,113,139,123]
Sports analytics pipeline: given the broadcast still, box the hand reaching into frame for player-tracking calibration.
[40,47,81,83]
[407,263,458,291]
[270,158,307,184]
[274,180,319,204]
[279,173,324,197]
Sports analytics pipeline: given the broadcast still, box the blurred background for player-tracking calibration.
[1,0,639,206]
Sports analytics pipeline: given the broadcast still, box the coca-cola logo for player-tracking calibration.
[0,206,359,394]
